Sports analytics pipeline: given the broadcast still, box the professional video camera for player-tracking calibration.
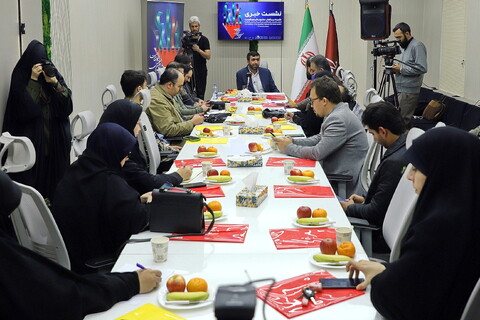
[181,31,202,49]
[371,40,401,65]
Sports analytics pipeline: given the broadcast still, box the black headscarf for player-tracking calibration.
[99,100,142,135]
[370,127,480,319]
[86,123,137,173]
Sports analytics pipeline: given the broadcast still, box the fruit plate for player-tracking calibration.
[158,288,214,310]
[286,176,320,185]
[308,250,350,269]
[245,147,272,155]
[292,218,334,228]
[195,131,221,138]
[204,213,227,222]
[193,153,219,158]
[204,177,234,185]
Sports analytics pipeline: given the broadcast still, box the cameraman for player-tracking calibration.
[391,22,427,126]
[182,16,211,100]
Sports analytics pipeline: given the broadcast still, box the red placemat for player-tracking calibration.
[189,185,225,198]
[273,185,335,198]
[262,102,285,108]
[266,94,287,100]
[170,224,249,243]
[269,228,336,249]
[257,271,365,319]
[174,158,226,168]
[266,157,317,167]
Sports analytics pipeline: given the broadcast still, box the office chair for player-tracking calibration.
[146,71,157,88]
[138,112,161,174]
[70,110,96,157]
[460,276,480,320]
[132,88,152,112]
[363,88,383,107]
[101,84,117,110]
[360,140,385,192]
[0,133,70,269]
[336,67,358,100]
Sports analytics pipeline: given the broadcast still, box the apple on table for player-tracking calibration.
[265,127,274,134]
[197,146,207,153]
[207,169,219,177]
[297,206,312,219]
[320,238,337,255]
[203,127,211,133]
[271,117,278,123]
[290,168,303,176]
[248,142,258,152]
[166,275,186,292]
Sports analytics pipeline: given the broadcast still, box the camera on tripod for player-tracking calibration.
[371,40,401,65]
[182,31,202,50]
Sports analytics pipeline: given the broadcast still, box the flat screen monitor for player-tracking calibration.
[218,1,284,40]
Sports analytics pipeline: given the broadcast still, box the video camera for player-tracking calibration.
[182,31,202,49]
[371,40,401,58]
[41,59,58,78]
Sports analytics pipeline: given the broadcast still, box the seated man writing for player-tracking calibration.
[146,68,204,138]
[236,51,279,93]
[274,76,368,196]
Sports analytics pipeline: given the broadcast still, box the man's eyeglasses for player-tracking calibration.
[308,96,322,108]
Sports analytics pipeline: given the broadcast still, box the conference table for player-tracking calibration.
[85,95,377,320]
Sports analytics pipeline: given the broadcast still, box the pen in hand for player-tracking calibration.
[270,132,276,138]
[136,263,146,270]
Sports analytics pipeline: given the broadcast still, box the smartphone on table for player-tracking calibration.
[182,135,201,142]
[320,278,365,289]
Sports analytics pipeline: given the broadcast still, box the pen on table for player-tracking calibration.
[136,263,146,270]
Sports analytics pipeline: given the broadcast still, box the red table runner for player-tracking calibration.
[266,157,316,167]
[170,224,248,243]
[273,185,335,198]
[257,271,365,318]
[189,185,225,198]
[174,158,226,168]
[269,228,336,249]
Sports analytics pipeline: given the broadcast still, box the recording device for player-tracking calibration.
[371,40,401,65]
[245,72,252,90]
[182,31,202,49]
[214,284,257,320]
[319,278,365,289]
[41,59,58,77]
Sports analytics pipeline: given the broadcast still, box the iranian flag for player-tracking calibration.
[290,3,319,103]
[325,9,340,74]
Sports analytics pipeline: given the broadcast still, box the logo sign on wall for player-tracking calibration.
[146,1,184,72]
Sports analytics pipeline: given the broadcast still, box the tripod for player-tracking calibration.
[377,56,399,108]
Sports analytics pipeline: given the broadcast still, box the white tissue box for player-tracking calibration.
[227,155,263,168]
[236,185,268,208]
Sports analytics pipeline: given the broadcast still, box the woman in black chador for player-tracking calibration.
[2,40,73,202]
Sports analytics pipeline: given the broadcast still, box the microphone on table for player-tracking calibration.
[246,72,252,91]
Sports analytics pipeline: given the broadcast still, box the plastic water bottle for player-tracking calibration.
[213,83,218,100]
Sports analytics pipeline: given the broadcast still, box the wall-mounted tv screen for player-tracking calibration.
[218,2,284,40]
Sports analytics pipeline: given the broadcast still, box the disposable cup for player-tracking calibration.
[273,123,281,131]
[336,227,353,245]
[202,161,213,177]
[151,237,169,263]
[283,159,295,175]
[223,125,231,136]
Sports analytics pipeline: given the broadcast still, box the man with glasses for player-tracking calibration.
[274,76,368,196]
[146,68,204,138]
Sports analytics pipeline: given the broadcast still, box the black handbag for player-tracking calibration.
[148,187,215,236]
[262,108,285,119]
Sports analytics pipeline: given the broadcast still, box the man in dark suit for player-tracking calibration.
[236,51,279,92]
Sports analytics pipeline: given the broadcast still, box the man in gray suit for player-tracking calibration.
[274,76,368,196]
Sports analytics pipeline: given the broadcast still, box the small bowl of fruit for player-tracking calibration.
[204,169,233,184]
[287,169,318,184]
[195,146,219,158]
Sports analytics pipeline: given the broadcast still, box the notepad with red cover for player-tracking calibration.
[170,224,249,243]
[174,158,226,168]
[273,185,335,198]
[189,185,225,198]
[266,157,316,167]
[269,228,336,249]
[115,303,186,320]
[262,102,285,108]
[256,271,365,319]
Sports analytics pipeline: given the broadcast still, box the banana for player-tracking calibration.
[288,176,313,182]
[296,218,329,224]
[198,152,217,156]
[204,211,223,219]
[313,254,352,262]
[166,291,210,301]
[206,175,232,182]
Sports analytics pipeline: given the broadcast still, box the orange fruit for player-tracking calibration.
[220,170,230,176]
[337,241,356,258]
[206,146,217,153]
[255,107,262,111]
[207,200,222,212]
[273,129,282,133]
[187,277,208,292]
[302,170,315,178]
[257,144,264,151]
[278,118,285,121]
[312,208,327,218]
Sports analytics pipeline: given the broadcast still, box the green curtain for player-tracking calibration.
[42,0,51,58]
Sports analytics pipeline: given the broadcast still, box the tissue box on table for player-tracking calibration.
[239,126,265,135]
[236,185,268,208]
[227,155,263,168]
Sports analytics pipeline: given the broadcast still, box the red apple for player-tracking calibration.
[265,127,274,133]
[248,142,258,152]
[290,168,303,176]
[297,206,312,219]
[197,145,207,153]
[207,169,219,177]
[248,106,255,111]
[320,238,337,255]
[271,117,278,123]
[166,274,186,292]
[203,127,211,133]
